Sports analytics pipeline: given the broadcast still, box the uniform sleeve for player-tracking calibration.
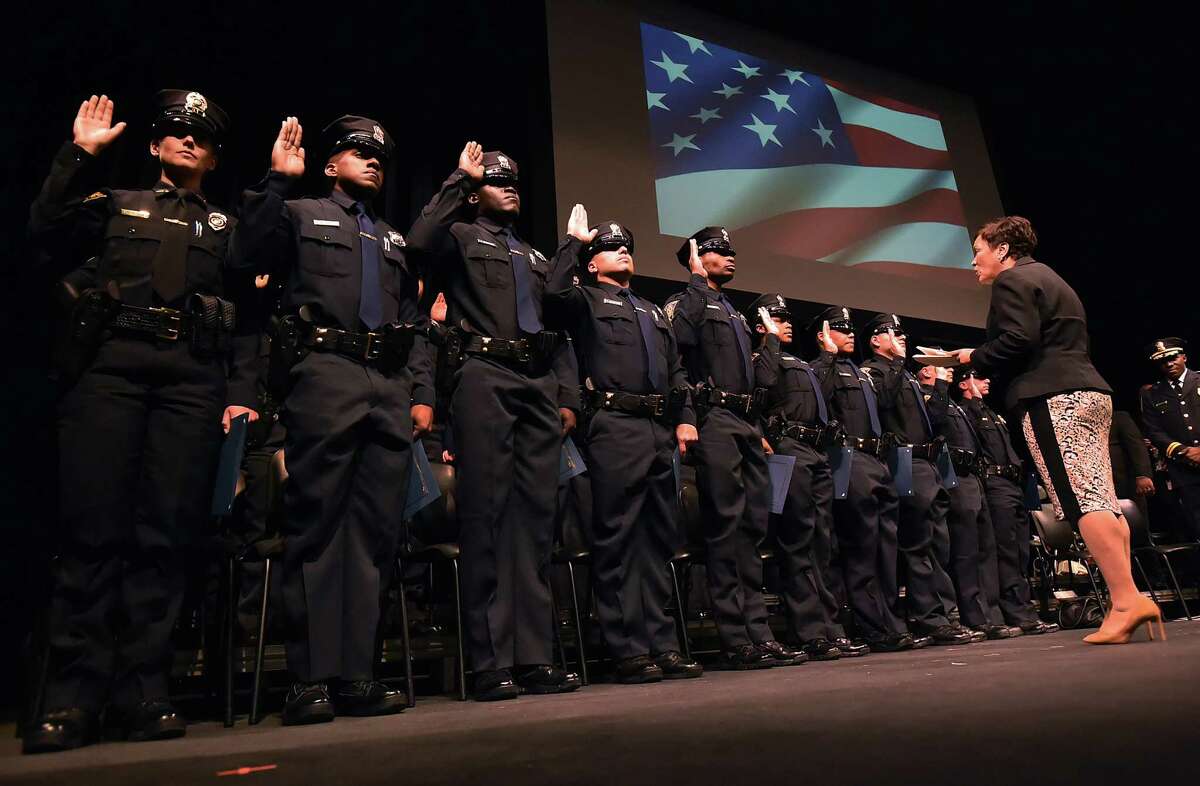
[405,168,475,258]
[27,142,110,275]
[863,357,904,408]
[543,237,588,332]
[665,319,696,427]
[231,171,296,274]
[226,331,266,410]
[753,334,782,389]
[1139,386,1180,458]
[554,335,582,413]
[408,323,437,409]
[665,275,707,385]
[971,274,1040,375]
[811,350,839,399]
[925,379,951,426]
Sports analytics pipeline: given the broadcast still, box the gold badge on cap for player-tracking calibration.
[609,223,622,237]
[842,307,850,320]
[208,212,228,231]
[498,155,511,170]
[372,125,385,144]
[184,92,208,115]
[721,228,730,243]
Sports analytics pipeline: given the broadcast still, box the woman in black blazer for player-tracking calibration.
[956,216,1162,645]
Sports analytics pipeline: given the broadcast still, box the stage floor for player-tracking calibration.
[3,622,1199,785]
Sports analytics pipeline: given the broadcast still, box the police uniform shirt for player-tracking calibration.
[237,172,433,406]
[664,273,756,395]
[962,399,1022,467]
[1141,368,1200,460]
[937,395,982,453]
[30,142,235,308]
[755,335,826,425]
[547,281,696,425]
[863,356,946,444]
[811,351,879,439]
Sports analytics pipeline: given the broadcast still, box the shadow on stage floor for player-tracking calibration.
[3,622,1199,785]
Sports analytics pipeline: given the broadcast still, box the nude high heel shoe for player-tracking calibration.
[1083,596,1165,644]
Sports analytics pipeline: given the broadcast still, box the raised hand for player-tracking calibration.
[566,204,597,244]
[819,320,838,353]
[271,117,305,178]
[887,327,906,358]
[73,95,126,156]
[758,307,781,336]
[458,140,484,181]
[688,239,706,278]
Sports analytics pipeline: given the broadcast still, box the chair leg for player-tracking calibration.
[668,560,691,661]
[565,560,588,686]
[250,557,272,725]
[396,560,416,708]
[224,556,237,728]
[1132,555,1160,611]
[1083,560,1107,614]
[549,579,567,672]
[1160,554,1192,620]
[449,558,467,701]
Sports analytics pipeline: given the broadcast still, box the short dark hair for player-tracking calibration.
[976,215,1037,258]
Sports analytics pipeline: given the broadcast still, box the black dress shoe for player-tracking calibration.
[911,635,932,649]
[22,708,99,754]
[473,669,520,702]
[282,682,336,725]
[515,665,582,695]
[333,680,406,716]
[799,638,841,661]
[925,624,972,646]
[1018,620,1054,635]
[963,626,988,643]
[124,698,186,742]
[614,655,663,684]
[653,650,703,679]
[867,633,914,653]
[714,644,774,670]
[972,624,1016,640]
[831,637,870,657]
[758,640,808,666]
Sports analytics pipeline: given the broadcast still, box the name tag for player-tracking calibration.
[603,298,624,306]
[120,208,150,219]
[313,219,340,227]
[163,217,187,226]
[706,304,722,310]
[475,238,498,247]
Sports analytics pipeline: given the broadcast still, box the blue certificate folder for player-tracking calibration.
[404,440,442,519]
[559,436,588,482]
[767,454,796,514]
[211,414,249,516]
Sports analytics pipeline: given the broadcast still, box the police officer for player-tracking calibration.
[406,148,583,700]
[917,364,1014,639]
[545,215,704,683]
[752,295,865,660]
[1139,338,1200,540]
[861,314,970,646]
[808,307,910,652]
[664,228,804,669]
[25,92,248,753]
[959,368,1054,634]
[235,115,436,724]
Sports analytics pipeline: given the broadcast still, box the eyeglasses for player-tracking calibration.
[591,238,634,254]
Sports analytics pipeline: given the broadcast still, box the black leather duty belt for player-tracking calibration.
[110,304,194,341]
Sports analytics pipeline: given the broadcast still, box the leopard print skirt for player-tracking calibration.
[1021,390,1121,523]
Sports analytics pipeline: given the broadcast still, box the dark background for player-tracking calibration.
[0,0,1192,710]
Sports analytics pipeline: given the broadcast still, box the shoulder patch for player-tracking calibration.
[83,191,107,203]
[665,300,678,320]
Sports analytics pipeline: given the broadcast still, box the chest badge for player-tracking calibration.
[386,230,405,250]
[207,212,228,231]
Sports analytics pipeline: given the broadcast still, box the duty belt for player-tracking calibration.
[982,463,1023,484]
[587,389,674,419]
[947,447,979,475]
[303,323,415,366]
[770,417,830,448]
[838,435,882,456]
[697,385,765,421]
[111,304,194,341]
[896,441,941,462]
[462,332,562,365]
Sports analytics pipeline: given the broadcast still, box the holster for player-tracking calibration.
[187,293,237,358]
[54,287,121,390]
[267,313,306,400]
[432,324,464,396]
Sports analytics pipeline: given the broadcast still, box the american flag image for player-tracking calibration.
[640,22,974,272]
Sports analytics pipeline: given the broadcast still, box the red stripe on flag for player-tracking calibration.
[825,79,941,120]
[844,124,953,170]
[735,188,966,260]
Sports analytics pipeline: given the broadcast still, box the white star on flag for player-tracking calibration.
[812,118,835,147]
[759,87,796,114]
[690,107,722,124]
[743,114,782,147]
[662,133,701,156]
[713,82,743,99]
[675,33,711,55]
[651,51,693,83]
[732,60,761,79]
[779,69,811,86]
[646,91,669,110]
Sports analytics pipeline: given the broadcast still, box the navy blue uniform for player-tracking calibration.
[1140,370,1200,539]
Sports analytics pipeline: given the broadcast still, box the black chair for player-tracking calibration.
[1123,498,1198,620]
[1029,502,1109,619]
[549,545,591,686]
[670,479,708,657]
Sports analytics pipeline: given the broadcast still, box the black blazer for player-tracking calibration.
[971,257,1110,409]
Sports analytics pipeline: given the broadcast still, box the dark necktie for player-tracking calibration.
[848,360,881,436]
[620,289,662,390]
[501,228,542,334]
[353,202,383,330]
[800,362,828,424]
[151,190,191,304]
[906,373,933,436]
[719,295,754,389]
[954,402,981,448]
